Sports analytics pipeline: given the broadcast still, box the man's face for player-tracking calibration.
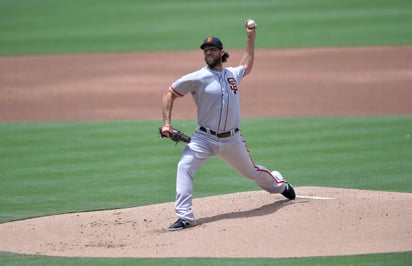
[203,46,223,68]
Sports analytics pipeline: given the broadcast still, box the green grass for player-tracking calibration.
[1,0,412,55]
[0,251,411,266]
[0,120,177,222]
[1,117,411,224]
[241,117,412,191]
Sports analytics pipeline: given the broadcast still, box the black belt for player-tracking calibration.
[199,127,239,138]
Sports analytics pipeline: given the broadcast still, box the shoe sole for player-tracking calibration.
[168,223,196,231]
[168,226,194,231]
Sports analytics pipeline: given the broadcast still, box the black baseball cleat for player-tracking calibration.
[168,218,195,231]
[281,182,296,200]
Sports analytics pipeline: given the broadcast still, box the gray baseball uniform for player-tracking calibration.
[169,65,286,224]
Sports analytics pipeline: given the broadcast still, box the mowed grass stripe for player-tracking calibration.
[0,120,177,222]
[241,117,412,190]
[1,117,411,223]
[1,0,411,55]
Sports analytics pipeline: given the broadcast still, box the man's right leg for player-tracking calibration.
[173,138,213,226]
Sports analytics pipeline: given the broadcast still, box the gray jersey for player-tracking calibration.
[170,66,245,132]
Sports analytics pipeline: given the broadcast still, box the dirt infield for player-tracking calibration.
[0,46,411,258]
[1,46,412,121]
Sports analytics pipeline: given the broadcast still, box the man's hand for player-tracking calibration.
[159,126,191,144]
[245,19,257,40]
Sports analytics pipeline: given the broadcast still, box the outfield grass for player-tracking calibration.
[0,251,411,266]
[1,0,412,55]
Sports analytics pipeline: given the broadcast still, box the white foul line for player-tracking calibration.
[296,195,336,200]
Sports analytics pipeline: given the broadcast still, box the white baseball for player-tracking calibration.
[246,19,257,29]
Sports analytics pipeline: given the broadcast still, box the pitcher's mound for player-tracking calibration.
[0,187,411,258]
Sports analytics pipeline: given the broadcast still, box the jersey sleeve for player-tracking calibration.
[169,72,201,97]
[237,65,246,79]
[228,66,246,83]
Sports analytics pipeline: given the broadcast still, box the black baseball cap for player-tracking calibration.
[200,36,223,49]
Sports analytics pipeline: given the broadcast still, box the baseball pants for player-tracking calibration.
[174,130,286,223]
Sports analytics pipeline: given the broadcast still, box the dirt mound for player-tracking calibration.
[0,187,411,258]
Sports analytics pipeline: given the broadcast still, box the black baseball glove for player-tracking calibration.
[159,126,191,143]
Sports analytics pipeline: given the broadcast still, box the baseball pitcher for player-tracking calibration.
[161,19,296,231]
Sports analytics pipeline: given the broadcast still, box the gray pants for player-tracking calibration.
[174,130,286,224]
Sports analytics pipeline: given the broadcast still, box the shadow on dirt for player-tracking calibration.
[196,199,304,225]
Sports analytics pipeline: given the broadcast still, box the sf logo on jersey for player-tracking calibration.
[227,78,238,94]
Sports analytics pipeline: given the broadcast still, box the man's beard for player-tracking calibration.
[205,56,221,69]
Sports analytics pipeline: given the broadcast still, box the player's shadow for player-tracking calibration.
[196,199,300,225]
